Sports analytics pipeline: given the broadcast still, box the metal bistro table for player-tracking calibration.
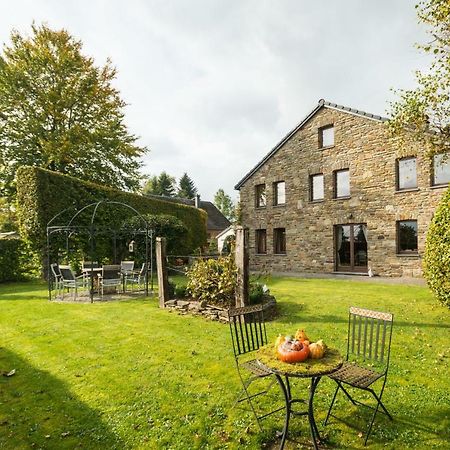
[256,345,343,450]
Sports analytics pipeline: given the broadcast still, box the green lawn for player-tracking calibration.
[0,278,449,449]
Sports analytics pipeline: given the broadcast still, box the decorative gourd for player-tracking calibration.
[274,334,285,349]
[309,340,326,359]
[295,329,310,343]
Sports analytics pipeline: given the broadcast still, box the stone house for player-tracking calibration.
[235,99,449,277]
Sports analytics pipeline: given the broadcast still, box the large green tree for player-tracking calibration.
[177,172,197,199]
[388,0,450,153]
[0,24,146,199]
[213,188,235,222]
[142,172,176,197]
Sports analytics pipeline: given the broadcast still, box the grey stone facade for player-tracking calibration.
[235,100,448,278]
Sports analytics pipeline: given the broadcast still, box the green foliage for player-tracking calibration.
[0,239,25,282]
[423,186,450,307]
[123,213,188,255]
[0,197,17,231]
[186,256,237,307]
[249,282,264,304]
[213,188,235,221]
[177,172,197,199]
[16,166,207,272]
[174,284,188,298]
[0,23,145,199]
[388,0,450,154]
[142,172,176,197]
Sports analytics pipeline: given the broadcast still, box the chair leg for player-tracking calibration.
[324,384,339,425]
[236,370,264,432]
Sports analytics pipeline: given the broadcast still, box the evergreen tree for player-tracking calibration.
[177,172,197,199]
[142,172,176,197]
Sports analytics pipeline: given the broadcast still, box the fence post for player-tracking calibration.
[156,237,169,308]
[235,226,249,307]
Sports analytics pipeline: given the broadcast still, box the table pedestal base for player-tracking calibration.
[275,374,322,450]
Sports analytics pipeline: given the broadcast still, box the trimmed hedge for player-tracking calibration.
[16,166,207,271]
[0,239,25,282]
[423,186,450,308]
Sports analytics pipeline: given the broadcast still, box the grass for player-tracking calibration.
[0,277,449,449]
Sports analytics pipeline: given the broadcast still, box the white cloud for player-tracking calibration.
[0,0,431,199]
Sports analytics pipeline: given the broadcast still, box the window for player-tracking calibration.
[255,184,266,208]
[274,228,286,254]
[255,229,267,254]
[433,153,450,186]
[397,220,418,254]
[319,125,334,148]
[273,181,286,205]
[310,174,324,201]
[334,169,350,198]
[397,157,417,190]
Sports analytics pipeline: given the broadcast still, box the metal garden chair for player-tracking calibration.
[59,265,87,299]
[124,263,146,292]
[228,304,283,431]
[120,260,135,276]
[50,263,63,295]
[98,264,122,297]
[324,307,394,445]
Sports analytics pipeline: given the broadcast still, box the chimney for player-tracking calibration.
[194,194,201,208]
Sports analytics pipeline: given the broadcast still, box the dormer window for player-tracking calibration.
[319,125,334,148]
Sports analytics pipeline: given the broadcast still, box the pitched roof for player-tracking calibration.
[144,194,231,231]
[234,99,389,190]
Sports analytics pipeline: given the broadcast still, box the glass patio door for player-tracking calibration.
[335,224,368,273]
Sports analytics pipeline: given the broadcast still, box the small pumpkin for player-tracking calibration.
[277,341,310,363]
[308,340,326,359]
[295,329,310,343]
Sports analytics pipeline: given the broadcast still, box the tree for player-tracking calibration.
[214,188,235,221]
[0,24,146,200]
[388,0,450,154]
[142,172,176,197]
[177,172,197,199]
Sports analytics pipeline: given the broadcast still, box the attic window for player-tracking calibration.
[319,125,334,148]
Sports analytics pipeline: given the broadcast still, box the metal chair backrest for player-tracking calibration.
[228,305,268,358]
[102,265,121,280]
[59,265,75,281]
[121,260,134,274]
[50,263,61,280]
[347,307,393,369]
[82,261,99,269]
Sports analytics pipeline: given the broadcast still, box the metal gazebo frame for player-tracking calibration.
[46,200,154,303]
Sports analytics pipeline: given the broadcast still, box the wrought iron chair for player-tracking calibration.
[324,307,394,445]
[98,264,122,297]
[59,265,87,299]
[228,304,283,431]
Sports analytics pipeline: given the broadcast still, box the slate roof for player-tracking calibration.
[145,194,231,231]
[234,99,389,190]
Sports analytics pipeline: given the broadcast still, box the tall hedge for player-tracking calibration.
[423,186,450,308]
[0,239,25,282]
[16,166,207,267]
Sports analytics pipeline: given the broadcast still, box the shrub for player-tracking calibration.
[15,166,207,274]
[174,284,188,298]
[249,282,264,304]
[0,239,25,282]
[186,256,237,308]
[423,187,450,308]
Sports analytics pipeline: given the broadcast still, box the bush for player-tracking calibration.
[424,187,450,308]
[174,284,188,298]
[186,256,237,308]
[0,239,25,282]
[15,166,207,275]
[249,282,264,304]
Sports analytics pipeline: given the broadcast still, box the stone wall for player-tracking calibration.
[238,106,447,277]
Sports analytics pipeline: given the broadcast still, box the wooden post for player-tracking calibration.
[235,226,249,307]
[156,237,169,308]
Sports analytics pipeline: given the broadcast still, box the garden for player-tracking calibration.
[1,276,449,449]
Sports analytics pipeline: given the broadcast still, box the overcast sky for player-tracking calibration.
[1,1,430,200]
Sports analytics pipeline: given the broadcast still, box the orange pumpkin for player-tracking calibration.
[277,341,310,363]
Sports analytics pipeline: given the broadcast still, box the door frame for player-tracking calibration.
[334,223,368,273]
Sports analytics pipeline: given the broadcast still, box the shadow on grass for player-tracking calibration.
[0,281,48,302]
[0,348,123,449]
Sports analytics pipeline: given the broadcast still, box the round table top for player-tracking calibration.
[256,344,343,378]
